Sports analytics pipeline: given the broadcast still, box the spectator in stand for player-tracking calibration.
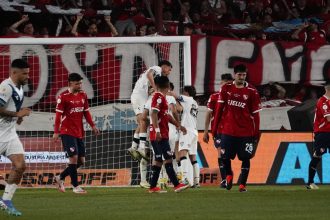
[146,24,157,35]
[208,0,227,22]
[71,14,118,37]
[200,0,217,24]
[112,0,138,36]
[9,15,35,36]
[291,19,327,45]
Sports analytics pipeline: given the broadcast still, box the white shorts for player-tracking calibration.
[178,131,197,155]
[169,127,179,151]
[0,137,24,157]
[131,93,148,115]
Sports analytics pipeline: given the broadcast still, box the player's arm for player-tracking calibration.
[146,69,157,94]
[83,94,100,136]
[211,100,224,136]
[150,109,161,141]
[53,95,64,142]
[168,114,187,135]
[169,103,180,123]
[203,110,212,143]
[0,85,31,118]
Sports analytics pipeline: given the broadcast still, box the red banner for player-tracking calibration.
[0,37,329,109]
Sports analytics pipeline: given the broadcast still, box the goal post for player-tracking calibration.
[0,36,191,187]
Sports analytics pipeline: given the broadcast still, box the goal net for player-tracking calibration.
[0,36,191,187]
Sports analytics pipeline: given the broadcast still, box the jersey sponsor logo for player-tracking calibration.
[69,107,84,114]
[227,99,246,108]
[190,104,198,118]
[243,94,248,100]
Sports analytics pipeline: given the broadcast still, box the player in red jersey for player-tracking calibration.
[306,81,330,190]
[148,75,189,193]
[53,73,100,194]
[212,64,262,192]
[203,73,233,188]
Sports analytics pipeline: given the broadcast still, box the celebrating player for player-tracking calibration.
[53,73,100,194]
[148,75,189,193]
[177,86,200,187]
[0,59,31,216]
[212,64,261,192]
[203,73,233,188]
[128,60,173,160]
[306,81,330,189]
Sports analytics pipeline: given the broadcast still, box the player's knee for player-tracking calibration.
[14,162,26,173]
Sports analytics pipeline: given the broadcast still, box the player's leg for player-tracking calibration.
[139,158,150,188]
[71,139,87,194]
[0,138,25,216]
[220,134,236,190]
[307,133,326,189]
[214,134,226,188]
[137,109,150,160]
[174,141,182,181]
[148,140,165,193]
[237,137,255,192]
[178,132,192,185]
[162,140,189,192]
[189,135,200,188]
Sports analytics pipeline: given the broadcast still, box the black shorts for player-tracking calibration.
[313,132,330,157]
[220,134,255,160]
[213,134,222,148]
[151,139,173,162]
[61,134,86,158]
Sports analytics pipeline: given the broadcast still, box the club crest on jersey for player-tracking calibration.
[243,95,248,100]
[323,104,328,110]
[157,98,162,104]
[57,98,61,104]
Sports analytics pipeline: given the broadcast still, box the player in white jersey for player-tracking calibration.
[128,60,172,161]
[0,59,31,216]
[177,86,200,187]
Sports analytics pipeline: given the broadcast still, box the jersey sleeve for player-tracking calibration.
[83,93,90,111]
[219,85,227,103]
[151,93,163,112]
[149,66,162,77]
[166,95,176,105]
[144,98,152,110]
[207,93,217,111]
[250,89,262,114]
[320,99,330,117]
[0,84,12,107]
[55,94,64,113]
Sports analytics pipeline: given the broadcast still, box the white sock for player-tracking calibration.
[2,183,18,200]
[193,162,200,185]
[180,158,189,182]
[140,159,148,182]
[139,133,147,149]
[132,133,139,149]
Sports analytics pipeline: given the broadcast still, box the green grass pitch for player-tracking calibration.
[1,185,329,220]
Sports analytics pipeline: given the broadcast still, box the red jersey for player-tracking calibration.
[149,92,169,141]
[314,95,330,133]
[207,92,219,129]
[217,82,262,137]
[55,90,90,138]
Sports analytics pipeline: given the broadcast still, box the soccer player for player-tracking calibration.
[53,73,100,194]
[0,59,32,216]
[148,75,189,193]
[306,81,330,190]
[211,64,261,192]
[128,60,173,160]
[177,86,200,187]
[203,73,233,188]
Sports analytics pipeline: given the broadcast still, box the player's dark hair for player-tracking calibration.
[158,60,172,68]
[183,86,196,98]
[155,75,170,89]
[68,73,83,82]
[11,59,29,69]
[221,73,233,81]
[169,82,174,91]
[234,64,247,73]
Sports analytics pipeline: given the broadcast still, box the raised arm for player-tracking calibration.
[71,14,83,36]
[104,15,119,37]
[9,15,29,33]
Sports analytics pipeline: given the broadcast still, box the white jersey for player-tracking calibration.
[178,95,198,135]
[132,66,162,97]
[0,78,24,142]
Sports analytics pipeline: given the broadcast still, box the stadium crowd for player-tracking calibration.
[0,0,329,106]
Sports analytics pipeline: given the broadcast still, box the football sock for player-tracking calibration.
[223,159,233,176]
[140,158,148,182]
[180,156,189,181]
[139,133,147,149]
[132,133,139,149]
[218,157,226,180]
[2,183,17,200]
[192,161,200,185]
[240,159,250,186]
[149,165,161,188]
[68,164,78,187]
[308,157,321,184]
[165,163,179,187]
[60,166,70,180]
